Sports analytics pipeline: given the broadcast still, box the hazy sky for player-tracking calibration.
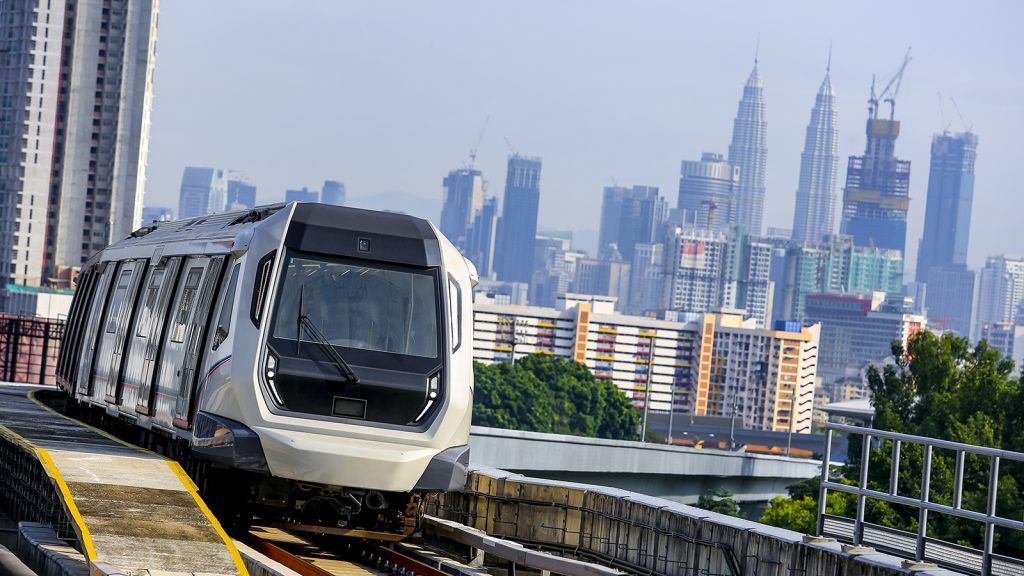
[145,1,1024,270]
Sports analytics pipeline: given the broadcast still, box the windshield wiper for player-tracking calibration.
[296,286,360,383]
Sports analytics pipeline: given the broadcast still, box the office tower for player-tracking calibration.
[285,187,319,203]
[916,132,978,282]
[840,79,912,252]
[493,154,542,283]
[722,228,774,328]
[597,185,666,261]
[627,243,665,316]
[226,173,257,209]
[923,265,975,336]
[465,197,498,277]
[792,62,839,244]
[178,167,228,219]
[141,206,174,223]
[473,299,820,433]
[975,255,1024,339]
[0,0,159,292]
[727,60,768,235]
[321,180,346,206]
[571,256,631,308]
[805,292,925,382]
[676,153,739,232]
[439,168,485,249]
[529,234,576,308]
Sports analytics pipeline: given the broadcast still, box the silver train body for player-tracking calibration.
[56,202,474,499]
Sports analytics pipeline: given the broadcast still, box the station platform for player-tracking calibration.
[0,385,248,575]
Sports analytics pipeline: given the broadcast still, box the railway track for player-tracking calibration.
[246,525,472,576]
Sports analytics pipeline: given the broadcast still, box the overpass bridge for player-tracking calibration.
[469,426,821,507]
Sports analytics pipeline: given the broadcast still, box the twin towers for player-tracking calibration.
[725,50,839,244]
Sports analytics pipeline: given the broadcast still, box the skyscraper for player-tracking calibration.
[493,154,542,283]
[439,168,485,249]
[840,82,912,253]
[465,197,498,278]
[915,132,978,282]
[48,0,160,283]
[975,255,1024,339]
[178,167,228,219]
[285,187,319,203]
[226,172,257,209]
[321,180,346,206]
[727,60,768,235]
[676,153,738,233]
[792,62,839,244]
[597,185,666,261]
[0,0,159,292]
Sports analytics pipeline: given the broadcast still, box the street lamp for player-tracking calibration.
[640,333,655,442]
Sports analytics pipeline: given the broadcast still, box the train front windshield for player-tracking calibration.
[273,256,439,358]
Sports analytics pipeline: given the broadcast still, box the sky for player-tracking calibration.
[144,1,1024,270]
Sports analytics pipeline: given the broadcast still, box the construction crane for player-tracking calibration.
[503,136,517,157]
[937,91,950,134]
[700,197,759,231]
[869,47,912,120]
[466,114,490,169]
[949,97,972,133]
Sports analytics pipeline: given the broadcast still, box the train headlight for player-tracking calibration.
[413,370,441,423]
[265,352,285,407]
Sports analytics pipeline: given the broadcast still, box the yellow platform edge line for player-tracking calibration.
[167,461,250,576]
[0,421,97,561]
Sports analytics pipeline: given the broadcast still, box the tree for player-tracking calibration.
[696,487,744,518]
[472,355,641,440]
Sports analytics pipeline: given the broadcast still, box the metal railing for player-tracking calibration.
[817,421,1024,575]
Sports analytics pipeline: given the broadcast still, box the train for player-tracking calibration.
[54,202,476,535]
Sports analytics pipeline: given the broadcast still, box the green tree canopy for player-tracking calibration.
[696,487,744,518]
[472,354,641,440]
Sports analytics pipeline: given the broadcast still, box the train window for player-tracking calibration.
[170,267,203,343]
[251,251,276,326]
[448,276,461,353]
[135,268,165,338]
[104,268,133,333]
[213,263,240,350]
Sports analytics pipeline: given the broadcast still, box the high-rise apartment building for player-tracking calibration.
[0,0,159,294]
[775,234,903,321]
[473,297,819,434]
[661,226,773,327]
[840,87,912,253]
[465,196,498,278]
[494,154,542,283]
[597,185,666,261]
[178,167,227,219]
[626,243,664,316]
[974,255,1024,339]
[727,61,768,236]
[676,153,738,232]
[923,265,975,336]
[439,168,485,250]
[285,187,318,203]
[570,256,631,309]
[321,180,346,206]
[226,172,256,209]
[791,64,839,244]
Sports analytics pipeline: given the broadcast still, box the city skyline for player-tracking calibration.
[143,1,1023,272]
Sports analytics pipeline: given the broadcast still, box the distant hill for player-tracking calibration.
[346,191,441,224]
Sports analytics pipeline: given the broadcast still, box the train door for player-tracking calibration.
[90,260,145,404]
[75,262,116,397]
[57,266,97,392]
[103,260,147,404]
[172,256,226,429]
[132,257,183,415]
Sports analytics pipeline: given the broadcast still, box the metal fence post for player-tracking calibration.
[817,427,833,536]
[854,432,872,545]
[889,440,901,496]
[953,450,965,510]
[982,456,1000,574]
[916,445,932,562]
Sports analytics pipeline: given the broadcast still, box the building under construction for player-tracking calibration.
[841,51,913,253]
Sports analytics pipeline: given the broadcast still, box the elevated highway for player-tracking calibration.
[468,426,820,506]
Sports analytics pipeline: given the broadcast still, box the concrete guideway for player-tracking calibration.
[0,386,248,575]
[468,426,821,504]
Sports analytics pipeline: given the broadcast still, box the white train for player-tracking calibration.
[55,202,475,534]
